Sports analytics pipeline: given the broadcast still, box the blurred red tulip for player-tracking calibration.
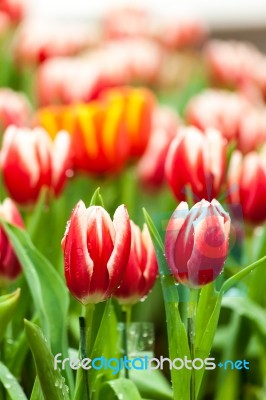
[206,40,266,102]
[0,0,27,23]
[165,199,230,287]
[165,127,226,201]
[137,106,180,188]
[0,89,31,130]
[0,198,24,284]
[14,21,99,65]
[238,109,266,154]
[104,6,207,50]
[62,202,131,304]
[104,6,150,41]
[115,221,158,304]
[228,150,266,224]
[1,126,72,204]
[36,40,162,106]
[186,89,250,142]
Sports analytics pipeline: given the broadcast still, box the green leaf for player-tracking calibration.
[0,220,73,394]
[195,255,266,395]
[222,296,266,338]
[143,208,191,399]
[30,378,45,400]
[99,378,142,400]
[74,301,117,400]
[195,283,217,348]
[130,368,173,400]
[89,187,104,207]
[0,289,20,343]
[24,320,70,400]
[0,361,27,400]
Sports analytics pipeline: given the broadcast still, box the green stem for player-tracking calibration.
[121,305,132,379]
[187,289,198,400]
[79,317,90,400]
[84,304,95,356]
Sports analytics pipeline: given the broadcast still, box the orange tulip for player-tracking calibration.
[101,87,155,157]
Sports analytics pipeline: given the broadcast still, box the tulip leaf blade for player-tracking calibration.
[0,289,20,343]
[222,295,266,338]
[99,378,142,400]
[143,208,191,399]
[30,378,45,400]
[0,361,27,400]
[195,255,266,395]
[24,319,70,400]
[89,187,104,207]
[0,220,74,395]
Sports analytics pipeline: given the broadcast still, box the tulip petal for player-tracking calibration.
[62,200,94,304]
[165,202,189,278]
[51,130,72,194]
[87,206,115,297]
[106,205,131,295]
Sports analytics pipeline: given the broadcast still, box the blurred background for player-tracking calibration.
[27,0,266,49]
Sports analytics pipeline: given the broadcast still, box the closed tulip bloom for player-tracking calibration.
[0,198,24,285]
[228,150,266,224]
[1,126,71,204]
[165,199,230,288]
[115,221,158,304]
[165,127,226,202]
[62,202,131,304]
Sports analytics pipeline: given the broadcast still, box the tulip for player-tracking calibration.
[165,127,226,202]
[0,198,24,284]
[204,39,266,103]
[0,89,31,131]
[36,101,130,174]
[1,126,72,204]
[186,89,249,142]
[238,109,266,154]
[14,21,98,66]
[228,150,266,224]
[165,199,230,287]
[0,0,26,23]
[101,87,155,157]
[114,221,158,304]
[62,202,131,304]
[137,106,180,188]
[36,42,161,105]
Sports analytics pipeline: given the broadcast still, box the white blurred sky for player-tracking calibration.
[27,0,266,29]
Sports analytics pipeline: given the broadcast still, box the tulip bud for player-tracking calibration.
[228,150,266,224]
[62,202,131,304]
[0,198,24,285]
[165,127,226,201]
[114,221,158,305]
[1,126,72,204]
[165,199,230,288]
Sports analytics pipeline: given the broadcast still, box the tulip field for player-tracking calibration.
[1,2,266,400]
